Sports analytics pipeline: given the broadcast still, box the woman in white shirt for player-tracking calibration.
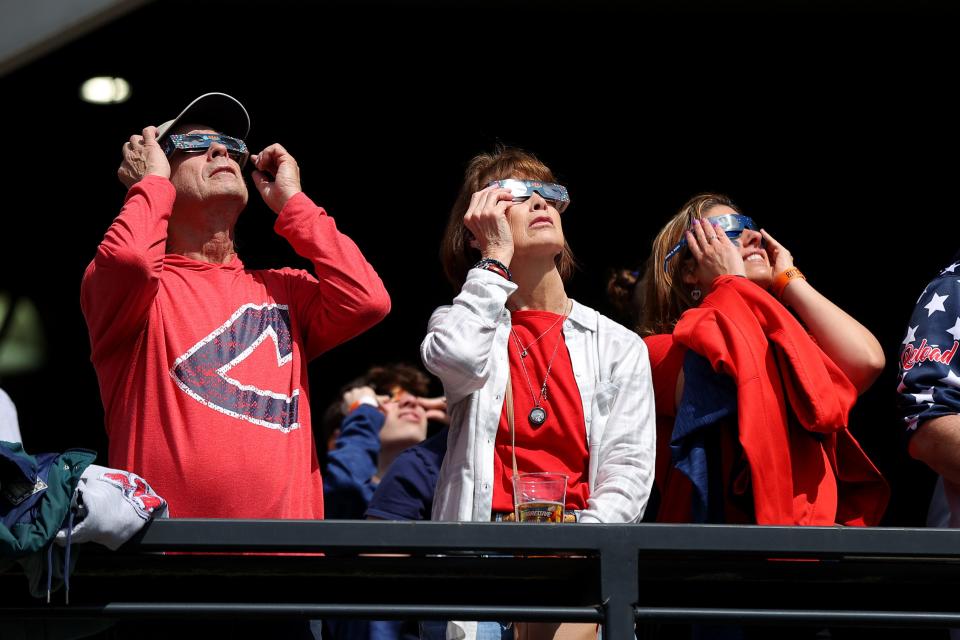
[422,146,656,530]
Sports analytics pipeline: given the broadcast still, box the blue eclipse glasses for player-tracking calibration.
[161,133,249,168]
[487,179,570,213]
[663,213,761,273]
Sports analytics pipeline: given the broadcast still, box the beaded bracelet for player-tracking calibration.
[473,258,513,281]
[772,267,806,300]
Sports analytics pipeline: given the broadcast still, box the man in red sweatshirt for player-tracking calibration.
[81,93,391,520]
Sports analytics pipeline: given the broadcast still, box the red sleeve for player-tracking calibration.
[644,333,691,518]
[272,193,391,359]
[80,176,176,362]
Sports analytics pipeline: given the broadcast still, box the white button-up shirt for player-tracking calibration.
[422,268,656,525]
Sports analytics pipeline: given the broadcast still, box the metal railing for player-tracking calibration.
[4,521,960,639]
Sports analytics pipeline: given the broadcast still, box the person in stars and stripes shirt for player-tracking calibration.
[898,253,960,528]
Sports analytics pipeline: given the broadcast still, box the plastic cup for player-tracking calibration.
[513,472,568,523]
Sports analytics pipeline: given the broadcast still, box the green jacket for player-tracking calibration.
[1,441,95,558]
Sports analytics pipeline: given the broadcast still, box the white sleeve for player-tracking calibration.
[580,332,657,524]
[0,388,22,444]
[421,268,516,405]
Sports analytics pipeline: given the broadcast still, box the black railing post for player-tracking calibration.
[600,531,638,640]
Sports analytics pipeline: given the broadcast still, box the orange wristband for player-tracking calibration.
[347,396,379,413]
[772,267,806,299]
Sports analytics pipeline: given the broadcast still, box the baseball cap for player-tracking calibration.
[156,92,251,142]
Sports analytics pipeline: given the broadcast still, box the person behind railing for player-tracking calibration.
[898,253,960,535]
[422,147,656,640]
[320,363,447,640]
[321,363,447,523]
[81,92,391,640]
[365,421,450,640]
[81,92,390,525]
[610,193,888,526]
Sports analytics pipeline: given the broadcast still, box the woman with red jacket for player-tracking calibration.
[611,193,888,525]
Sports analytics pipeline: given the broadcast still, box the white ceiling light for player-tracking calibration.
[80,76,131,104]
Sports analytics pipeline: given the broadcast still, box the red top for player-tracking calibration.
[644,275,888,526]
[81,176,390,520]
[492,310,590,512]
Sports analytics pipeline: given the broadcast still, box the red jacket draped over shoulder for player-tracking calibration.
[645,275,888,526]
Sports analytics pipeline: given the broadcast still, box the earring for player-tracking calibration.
[691,288,702,301]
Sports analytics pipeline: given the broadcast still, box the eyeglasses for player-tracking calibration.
[487,179,570,213]
[161,133,249,168]
[663,213,760,273]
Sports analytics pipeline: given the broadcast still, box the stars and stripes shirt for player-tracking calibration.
[898,257,960,432]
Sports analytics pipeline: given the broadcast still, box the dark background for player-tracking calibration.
[1,0,956,526]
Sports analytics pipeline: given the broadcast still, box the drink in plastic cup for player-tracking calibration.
[513,472,568,523]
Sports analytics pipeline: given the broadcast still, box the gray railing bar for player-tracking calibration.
[2,604,603,622]
[127,520,960,559]
[635,607,960,628]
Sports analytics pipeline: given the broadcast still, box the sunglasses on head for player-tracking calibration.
[161,133,249,168]
[487,179,570,213]
[663,213,761,273]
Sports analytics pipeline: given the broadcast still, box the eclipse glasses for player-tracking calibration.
[161,133,249,168]
[663,213,761,273]
[487,179,570,213]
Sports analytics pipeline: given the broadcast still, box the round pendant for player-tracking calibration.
[528,406,547,427]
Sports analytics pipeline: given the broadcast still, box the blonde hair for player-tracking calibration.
[634,193,739,336]
[439,146,576,290]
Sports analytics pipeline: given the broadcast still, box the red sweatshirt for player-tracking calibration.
[645,276,887,526]
[81,176,390,519]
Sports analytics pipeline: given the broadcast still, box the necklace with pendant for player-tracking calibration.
[510,302,571,427]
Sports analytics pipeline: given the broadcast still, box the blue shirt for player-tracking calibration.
[366,428,447,521]
[323,405,384,520]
